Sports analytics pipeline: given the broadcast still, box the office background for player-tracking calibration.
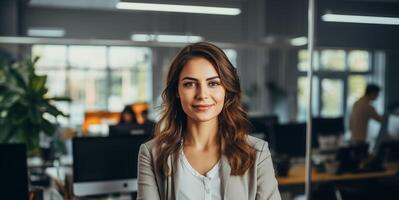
[1,0,399,199]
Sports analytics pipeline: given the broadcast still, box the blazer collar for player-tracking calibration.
[171,152,180,200]
[220,155,231,197]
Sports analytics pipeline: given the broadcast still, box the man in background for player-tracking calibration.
[350,84,383,143]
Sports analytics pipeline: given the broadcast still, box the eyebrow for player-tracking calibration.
[181,76,220,81]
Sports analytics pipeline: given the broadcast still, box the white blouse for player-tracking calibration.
[178,149,222,200]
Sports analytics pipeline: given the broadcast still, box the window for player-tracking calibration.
[321,79,343,117]
[297,49,376,121]
[33,45,152,126]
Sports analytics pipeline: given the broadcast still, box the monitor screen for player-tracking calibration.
[249,115,278,142]
[273,123,307,158]
[72,136,148,196]
[387,114,399,138]
[312,117,344,148]
[0,144,28,200]
[313,117,345,136]
[109,124,150,136]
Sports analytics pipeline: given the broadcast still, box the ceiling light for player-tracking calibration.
[131,34,203,43]
[116,2,240,16]
[156,35,203,43]
[27,28,65,37]
[290,36,308,46]
[131,34,156,42]
[322,13,399,25]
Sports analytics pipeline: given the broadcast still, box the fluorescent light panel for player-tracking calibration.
[131,34,156,42]
[290,36,308,46]
[116,2,240,15]
[322,13,399,25]
[156,35,202,43]
[27,28,65,37]
[131,34,203,43]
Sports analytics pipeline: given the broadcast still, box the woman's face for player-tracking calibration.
[177,57,226,123]
[123,113,133,123]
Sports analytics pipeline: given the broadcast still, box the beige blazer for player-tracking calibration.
[137,135,281,200]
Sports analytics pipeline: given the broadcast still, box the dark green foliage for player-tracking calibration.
[0,57,70,156]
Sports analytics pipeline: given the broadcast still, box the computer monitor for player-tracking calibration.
[312,117,345,136]
[72,135,148,196]
[249,115,278,142]
[312,117,345,148]
[387,114,399,138]
[0,144,29,200]
[273,123,307,158]
[109,124,151,137]
[377,139,399,162]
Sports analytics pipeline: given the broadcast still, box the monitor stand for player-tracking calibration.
[78,193,135,200]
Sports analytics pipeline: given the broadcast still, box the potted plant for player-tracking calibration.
[0,57,70,156]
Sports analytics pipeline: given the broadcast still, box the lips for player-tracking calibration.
[192,104,214,111]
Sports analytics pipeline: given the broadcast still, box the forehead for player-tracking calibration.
[179,57,219,80]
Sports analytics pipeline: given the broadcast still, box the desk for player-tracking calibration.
[46,167,136,200]
[278,163,399,186]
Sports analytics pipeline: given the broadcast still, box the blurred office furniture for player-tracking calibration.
[109,124,152,137]
[278,140,399,200]
[249,115,278,142]
[0,143,29,200]
[273,123,307,158]
[82,102,151,135]
[310,117,346,176]
[374,102,399,152]
[277,162,399,186]
[72,135,148,197]
[271,123,307,177]
[312,117,345,149]
[335,143,371,174]
[376,139,399,162]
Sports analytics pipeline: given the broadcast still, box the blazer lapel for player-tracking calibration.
[220,155,231,198]
[171,152,181,200]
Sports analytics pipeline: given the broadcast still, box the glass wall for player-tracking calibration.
[32,45,152,126]
[297,49,375,121]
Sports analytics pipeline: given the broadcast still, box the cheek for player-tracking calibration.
[177,90,194,112]
[214,89,226,103]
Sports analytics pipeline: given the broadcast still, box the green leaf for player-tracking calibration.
[45,96,71,102]
[42,119,56,136]
[31,75,47,93]
[42,103,66,117]
[0,92,21,109]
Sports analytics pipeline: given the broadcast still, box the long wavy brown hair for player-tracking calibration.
[154,42,256,176]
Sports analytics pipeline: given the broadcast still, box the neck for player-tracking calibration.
[184,118,220,150]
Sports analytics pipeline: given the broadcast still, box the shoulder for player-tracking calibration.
[139,138,157,157]
[142,138,157,149]
[247,135,269,152]
[247,135,272,162]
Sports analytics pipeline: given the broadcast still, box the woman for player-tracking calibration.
[119,105,138,125]
[137,42,280,200]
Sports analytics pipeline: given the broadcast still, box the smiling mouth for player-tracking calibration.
[192,104,214,111]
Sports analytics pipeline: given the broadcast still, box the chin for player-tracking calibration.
[188,113,218,123]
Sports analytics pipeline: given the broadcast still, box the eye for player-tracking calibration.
[208,81,221,87]
[183,82,196,88]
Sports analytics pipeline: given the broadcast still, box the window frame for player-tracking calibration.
[296,47,375,120]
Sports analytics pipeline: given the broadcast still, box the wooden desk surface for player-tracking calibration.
[278,163,399,186]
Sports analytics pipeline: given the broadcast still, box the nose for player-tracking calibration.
[195,83,209,100]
